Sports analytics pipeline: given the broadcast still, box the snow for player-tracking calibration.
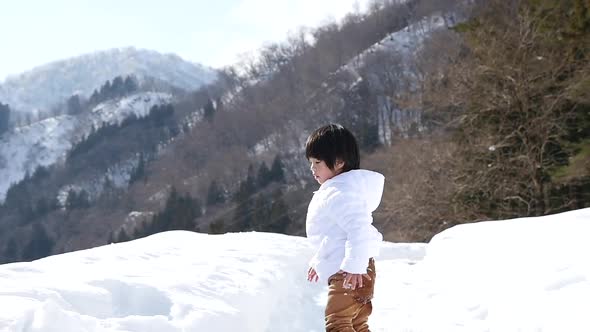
[1,208,589,331]
[0,92,171,202]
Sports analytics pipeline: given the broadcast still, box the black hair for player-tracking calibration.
[305,124,360,172]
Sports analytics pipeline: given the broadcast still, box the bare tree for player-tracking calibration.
[421,0,590,218]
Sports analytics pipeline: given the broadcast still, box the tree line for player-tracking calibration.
[110,154,288,242]
[88,75,139,107]
[0,102,10,135]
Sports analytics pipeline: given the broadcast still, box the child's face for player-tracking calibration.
[309,157,342,184]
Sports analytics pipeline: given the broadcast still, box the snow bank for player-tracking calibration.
[1,208,589,331]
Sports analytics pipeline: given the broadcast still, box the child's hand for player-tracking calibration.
[307,267,319,282]
[340,270,371,290]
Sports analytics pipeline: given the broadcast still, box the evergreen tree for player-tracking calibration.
[111,76,125,97]
[244,164,257,193]
[103,176,115,194]
[116,229,131,243]
[31,165,50,183]
[3,237,18,263]
[5,173,32,217]
[257,162,272,188]
[252,194,271,231]
[22,223,54,261]
[267,190,291,234]
[149,104,175,127]
[65,189,90,210]
[78,190,90,208]
[209,218,225,234]
[120,113,138,128]
[203,98,216,122]
[356,80,380,150]
[65,190,76,210]
[88,76,138,106]
[231,168,257,231]
[18,200,35,225]
[341,79,379,150]
[206,180,225,206]
[66,94,82,115]
[270,155,286,183]
[99,80,112,100]
[89,89,100,105]
[129,153,147,184]
[232,196,254,231]
[141,187,202,236]
[0,102,10,135]
[35,197,50,217]
[160,186,180,231]
[133,223,145,240]
[124,75,138,94]
[179,192,200,230]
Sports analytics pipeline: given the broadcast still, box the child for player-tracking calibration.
[305,124,384,332]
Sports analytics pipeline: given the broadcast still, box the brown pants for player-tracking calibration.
[325,258,376,332]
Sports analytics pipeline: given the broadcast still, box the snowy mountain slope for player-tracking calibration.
[241,15,458,176]
[0,208,588,331]
[336,14,456,80]
[330,14,460,144]
[0,47,217,113]
[0,92,171,202]
[210,13,460,163]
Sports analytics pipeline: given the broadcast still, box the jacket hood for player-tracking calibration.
[320,169,385,212]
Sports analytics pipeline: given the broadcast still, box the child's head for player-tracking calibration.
[305,124,360,184]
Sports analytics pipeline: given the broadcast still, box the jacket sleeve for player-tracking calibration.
[329,191,380,274]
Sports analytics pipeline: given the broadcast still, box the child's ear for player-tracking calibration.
[335,159,345,171]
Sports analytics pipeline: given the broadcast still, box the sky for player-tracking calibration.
[0,0,369,81]
[0,208,589,331]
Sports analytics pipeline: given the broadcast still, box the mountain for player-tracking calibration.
[0,47,217,113]
[3,0,584,271]
[0,1,451,263]
[0,208,588,331]
[0,92,172,202]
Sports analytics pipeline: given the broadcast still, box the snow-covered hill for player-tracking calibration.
[0,92,172,202]
[0,208,588,331]
[0,47,217,113]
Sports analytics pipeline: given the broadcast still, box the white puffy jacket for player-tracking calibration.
[306,169,384,283]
